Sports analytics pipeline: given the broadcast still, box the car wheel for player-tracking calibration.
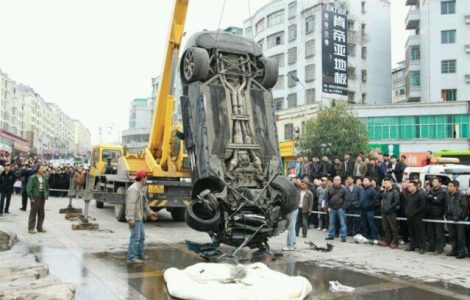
[185,201,221,232]
[114,187,126,222]
[181,47,210,83]
[171,208,186,222]
[95,200,104,208]
[270,175,298,214]
[258,57,278,89]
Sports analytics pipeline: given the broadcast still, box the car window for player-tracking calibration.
[409,172,420,181]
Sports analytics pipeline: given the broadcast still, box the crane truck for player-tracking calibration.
[84,0,191,222]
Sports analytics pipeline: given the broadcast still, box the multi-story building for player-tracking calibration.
[243,0,392,109]
[392,61,406,103]
[72,120,92,156]
[0,68,91,157]
[405,0,470,102]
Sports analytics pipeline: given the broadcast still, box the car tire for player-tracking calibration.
[181,47,210,83]
[114,187,126,222]
[95,200,104,208]
[270,175,298,214]
[171,208,186,222]
[185,201,221,232]
[258,57,278,89]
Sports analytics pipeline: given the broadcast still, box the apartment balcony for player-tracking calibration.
[407,86,421,102]
[406,8,420,30]
[406,0,418,6]
[406,34,420,48]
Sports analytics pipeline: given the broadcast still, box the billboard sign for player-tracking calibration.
[322,3,348,96]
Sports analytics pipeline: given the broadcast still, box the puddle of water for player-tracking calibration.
[13,242,469,300]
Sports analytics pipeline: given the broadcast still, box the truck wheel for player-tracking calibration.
[258,57,278,89]
[181,47,210,83]
[185,201,221,232]
[114,187,126,222]
[171,208,186,222]
[270,175,298,214]
[95,200,104,208]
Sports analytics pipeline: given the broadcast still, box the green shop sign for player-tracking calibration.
[368,144,400,156]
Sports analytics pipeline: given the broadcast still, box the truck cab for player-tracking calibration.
[89,144,124,176]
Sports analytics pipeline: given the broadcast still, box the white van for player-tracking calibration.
[403,164,470,191]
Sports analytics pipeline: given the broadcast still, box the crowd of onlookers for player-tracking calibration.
[0,153,87,215]
[283,152,470,260]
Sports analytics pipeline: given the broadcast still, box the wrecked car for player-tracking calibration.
[179,30,298,253]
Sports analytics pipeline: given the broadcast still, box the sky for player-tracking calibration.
[0,0,407,144]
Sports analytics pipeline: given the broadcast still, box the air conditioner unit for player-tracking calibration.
[466,44,470,53]
[465,74,470,84]
[465,15,470,24]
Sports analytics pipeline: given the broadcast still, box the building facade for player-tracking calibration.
[243,0,392,109]
[405,0,470,102]
[0,68,91,157]
[392,61,407,103]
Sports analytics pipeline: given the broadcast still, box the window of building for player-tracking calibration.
[288,47,297,65]
[441,89,457,101]
[361,23,366,36]
[245,27,252,39]
[361,70,367,83]
[270,53,285,68]
[287,93,297,108]
[256,19,265,34]
[361,1,366,13]
[273,98,284,111]
[267,31,284,48]
[267,10,284,27]
[273,75,284,90]
[348,91,355,103]
[365,114,470,141]
[441,59,456,73]
[361,46,367,59]
[410,71,420,86]
[410,46,420,60]
[288,1,297,19]
[288,24,297,42]
[287,70,297,87]
[441,1,456,14]
[348,19,355,31]
[348,67,356,80]
[257,39,264,50]
[284,123,294,140]
[305,64,315,82]
[347,43,356,56]
[305,39,315,58]
[441,30,456,44]
[361,93,366,104]
[305,16,314,34]
[306,88,315,104]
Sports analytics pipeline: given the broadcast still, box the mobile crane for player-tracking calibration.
[84,0,191,222]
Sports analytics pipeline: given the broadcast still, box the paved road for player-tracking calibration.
[1,195,469,299]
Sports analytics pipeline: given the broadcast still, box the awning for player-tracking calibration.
[14,141,30,153]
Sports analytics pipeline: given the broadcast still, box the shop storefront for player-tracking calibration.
[279,140,296,177]
[0,129,30,156]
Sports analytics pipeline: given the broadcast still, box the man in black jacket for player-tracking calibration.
[404,181,426,254]
[378,176,400,248]
[344,176,362,236]
[445,181,468,259]
[425,178,446,254]
[341,153,354,181]
[20,165,33,211]
[0,163,16,215]
[325,176,347,242]
[359,177,379,242]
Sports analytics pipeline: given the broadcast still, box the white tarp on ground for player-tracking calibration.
[164,262,313,300]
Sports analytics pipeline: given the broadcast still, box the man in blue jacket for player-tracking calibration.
[344,176,362,236]
[359,177,379,243]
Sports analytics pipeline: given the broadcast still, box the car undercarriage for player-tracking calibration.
[179,31,298,254]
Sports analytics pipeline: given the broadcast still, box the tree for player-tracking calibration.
[300,102,368,158]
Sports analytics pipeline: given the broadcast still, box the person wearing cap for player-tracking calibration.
[125,169,157,263]
[26,164,49,233]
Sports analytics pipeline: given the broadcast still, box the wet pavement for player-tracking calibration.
[12,243,470,300]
